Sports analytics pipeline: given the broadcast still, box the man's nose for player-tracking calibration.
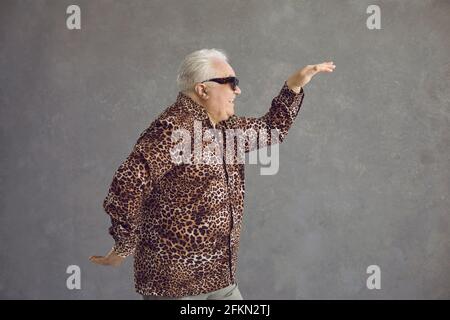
[234,86,241,95]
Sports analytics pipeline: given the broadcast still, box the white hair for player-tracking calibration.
[176,48,228,93]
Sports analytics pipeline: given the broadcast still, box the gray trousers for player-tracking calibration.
[142,282,243,300]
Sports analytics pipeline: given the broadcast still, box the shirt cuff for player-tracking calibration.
[279,81,305,108]
[112,242,135,258]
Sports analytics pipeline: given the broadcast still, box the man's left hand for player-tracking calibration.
[286,61,336,93]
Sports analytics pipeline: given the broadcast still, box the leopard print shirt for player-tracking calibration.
[103,82,305,297]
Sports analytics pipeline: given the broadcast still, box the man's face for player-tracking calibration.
[201,60,241,123]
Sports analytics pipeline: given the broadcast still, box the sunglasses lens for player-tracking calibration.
[232,78,239,90]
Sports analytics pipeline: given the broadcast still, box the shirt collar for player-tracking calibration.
[176,91,210,121]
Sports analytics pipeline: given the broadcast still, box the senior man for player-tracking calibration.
[90,49,335,300]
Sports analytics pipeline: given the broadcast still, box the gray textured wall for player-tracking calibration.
[0,0,449,299]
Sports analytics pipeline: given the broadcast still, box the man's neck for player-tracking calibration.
[207,114,217,128]
[185,91,218,128]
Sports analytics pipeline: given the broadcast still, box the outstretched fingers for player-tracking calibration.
[316,62,336,73]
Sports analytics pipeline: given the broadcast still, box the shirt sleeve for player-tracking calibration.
[102,119,177,257]
[224,81,305,153]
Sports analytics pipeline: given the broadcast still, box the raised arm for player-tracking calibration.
[225,62,335,152]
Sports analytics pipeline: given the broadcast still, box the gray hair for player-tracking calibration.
[176,48,228,93]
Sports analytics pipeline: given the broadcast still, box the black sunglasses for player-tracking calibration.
[201,76,239,91]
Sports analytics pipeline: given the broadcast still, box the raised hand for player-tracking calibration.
[286,61,336,92]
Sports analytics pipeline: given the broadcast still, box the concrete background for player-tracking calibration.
[0,0,449,299]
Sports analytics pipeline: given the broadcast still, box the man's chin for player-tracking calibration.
[220,110,235,122]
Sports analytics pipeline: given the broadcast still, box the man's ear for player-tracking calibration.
[194,83,208,99]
